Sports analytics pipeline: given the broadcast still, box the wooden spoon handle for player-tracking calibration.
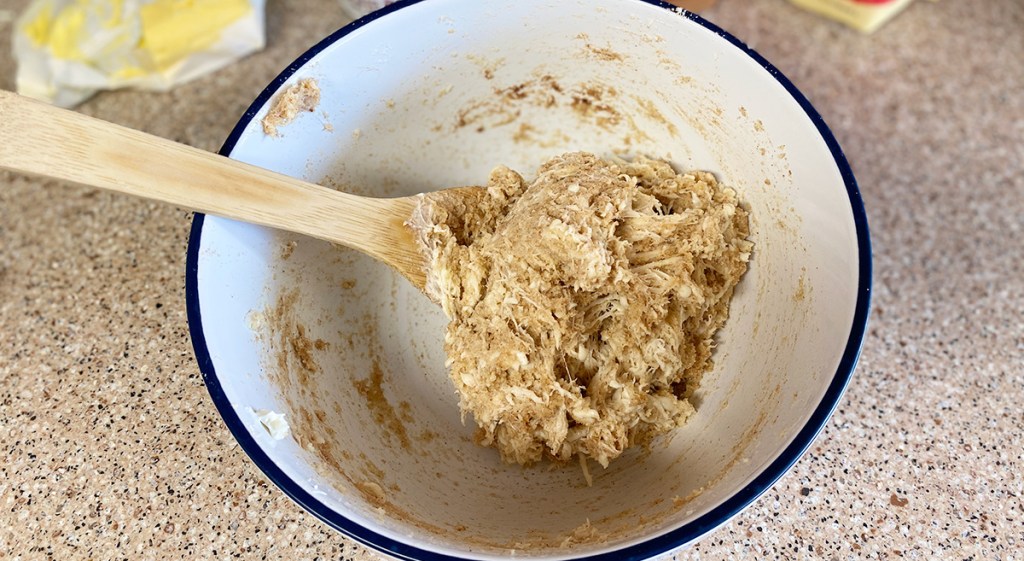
[0,90,418,269]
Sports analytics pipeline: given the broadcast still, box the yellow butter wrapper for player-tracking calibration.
[788,0,915,33]
[139,0,251,72]
[15,0,266,107]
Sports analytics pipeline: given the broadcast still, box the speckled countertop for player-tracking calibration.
[1,0,1021,559]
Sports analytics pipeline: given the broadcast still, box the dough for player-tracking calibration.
[410,152,752,467]
[261,78,320,136]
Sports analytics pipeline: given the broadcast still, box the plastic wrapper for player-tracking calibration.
[14,0,266,107]
[787,0,919,33]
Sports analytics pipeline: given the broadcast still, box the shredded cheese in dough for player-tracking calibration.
[410,152,752,467]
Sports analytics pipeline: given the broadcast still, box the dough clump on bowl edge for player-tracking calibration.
[409,152,752,468]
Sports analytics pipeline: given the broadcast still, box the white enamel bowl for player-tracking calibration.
[186,0,871,559]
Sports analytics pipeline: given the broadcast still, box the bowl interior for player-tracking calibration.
[190,0,865,558]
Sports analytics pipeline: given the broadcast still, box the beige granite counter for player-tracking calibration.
[1,0,1021,559]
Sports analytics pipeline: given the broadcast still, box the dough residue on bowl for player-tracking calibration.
[261,78,321,136]
[409,152,752,468]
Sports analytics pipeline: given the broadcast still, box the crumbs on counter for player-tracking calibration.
[890,493,910,507]
[262,78,321,136]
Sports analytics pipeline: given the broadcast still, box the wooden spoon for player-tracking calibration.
[0,90,438,289]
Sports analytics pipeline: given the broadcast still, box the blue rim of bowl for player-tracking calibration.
[186,0,872,559]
